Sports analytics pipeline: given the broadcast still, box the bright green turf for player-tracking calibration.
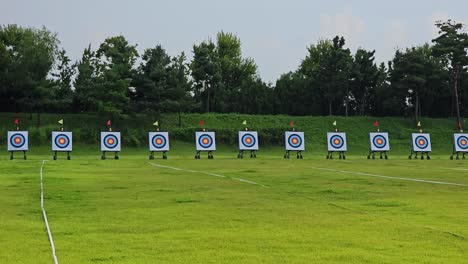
[1,143,467,263]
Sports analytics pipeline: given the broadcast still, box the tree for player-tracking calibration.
[349,49,379,116]
[432,20,468,129]
[51,49,75,112]
[73,45,99,112]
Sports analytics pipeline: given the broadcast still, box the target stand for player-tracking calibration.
[52,132,72,160]
[326,132,347,160]
[195,131,216,159]
[7,131,29,160]
[368,132,389,160]
[238,131,258,159]
[450,133,468,160]
[284,132,304,159]
[149,132,169,160]
[101,132,121,160]
[409,133,431,160]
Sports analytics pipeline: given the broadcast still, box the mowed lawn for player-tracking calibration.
[1,147,468,263]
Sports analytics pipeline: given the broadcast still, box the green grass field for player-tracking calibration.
[1,143,467,263]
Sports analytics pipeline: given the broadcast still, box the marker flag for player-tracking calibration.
[199,120,205,126]
[242,120,247,126]
[373,120,379,127]
[290,121,294,127]
[14,118,19,125]
[106,120,112,126]
[332,121,337,126]
[417,121,421,127]
[153,121,159,127]
[58,119,64,125]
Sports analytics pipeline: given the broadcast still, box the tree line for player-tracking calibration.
[1,20,468,121]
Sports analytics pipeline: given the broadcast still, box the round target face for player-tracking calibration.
[415,136,429,149]
[103,134,119,149]
[330,135,344,149]
[151,135,167,149]
[10,133,26,148]
[241,134,256,148]
[288,134,303,148]
[198,134,213,148]
[54,134,70,149]
[456,135,468,150]
[372,135,387,149]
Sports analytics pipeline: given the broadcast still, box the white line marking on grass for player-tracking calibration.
[312,167,468,187]
[148,162,269,188]
[40,160,59,264]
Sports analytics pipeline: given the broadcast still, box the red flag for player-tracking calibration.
[289,121,294,127]
[14,118,19,125]
[106,120,111,126]
[373,120,379,127]
[199,120,205,126]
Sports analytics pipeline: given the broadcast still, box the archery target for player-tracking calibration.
[285,131,305,151]
[52,132,72,151]
[453,133,468,152]
[238,131,259,150]
[101,132,121,151]
[327,132,347,151]
[369,132,390,151]
[7,131,29,151]
[195,131,216,151]
[411,133,431,152]
[149,132,169,152]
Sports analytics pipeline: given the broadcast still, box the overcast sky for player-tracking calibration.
[1,0,467,83]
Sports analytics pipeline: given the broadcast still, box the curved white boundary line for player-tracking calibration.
[148,162,269,188]
[313,167,468,187]
[41,160,59,264]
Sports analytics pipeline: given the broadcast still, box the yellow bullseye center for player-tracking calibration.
[246,138,251,143]
[156,139,162,144]
[461,140,467,145]
[59,139,65,144]
[377,139,382,144]
[14,138,21,143]
[203,139,208,144]
[334,139,340,144]
[419,140,425,145]
[108,139,114,144]
[292,139,298,144]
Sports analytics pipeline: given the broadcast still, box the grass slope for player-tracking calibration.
[0,146,467,263]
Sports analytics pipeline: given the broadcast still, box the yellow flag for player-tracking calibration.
[242,120,247,126]
[153,121,159,126]
[332,120,337,126]
[58,119,63,125]
[417,121,421,127]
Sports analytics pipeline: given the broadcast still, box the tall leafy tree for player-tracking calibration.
[73,45,99,112]
[349,49,379,116]
[51,49,75,112]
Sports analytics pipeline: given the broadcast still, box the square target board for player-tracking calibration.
[285,131,305,151]
[149,132,169,152]
[327,132,347,152]
[7,131,29,151]
[195,131,216,151]
[101,132,121,152]
[453,133,468,152]
[411,133,431,152]
[52,132,73,152]
[369,132,390,151]
[238,131,259,150]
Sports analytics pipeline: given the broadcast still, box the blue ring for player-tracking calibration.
[456,136,468,150]
[288,134,302,148]
[372,135,387,149]
[415,136,429,149]
[10,133,26,148]
[103,134,119,149]
[329,135,344,149]
[54,134,70,149]
[152,135,167,149]
[198,134,213,148]
[241,134,256,147]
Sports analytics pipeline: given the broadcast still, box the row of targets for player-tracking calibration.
[5,130,468,160]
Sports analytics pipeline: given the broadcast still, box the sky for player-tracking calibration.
[1,0,467,83]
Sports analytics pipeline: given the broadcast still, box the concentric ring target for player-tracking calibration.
[198,134,213,148]
[456,135,468,150]
[10,133,26,148]
[241,134,256,148]
[329,135,344,149]
[288,134,303,148]
[372,135,387,149]
[103,134,119,149]
[415,136,429,149]
[54,134,70,149]
[151,135,167,149]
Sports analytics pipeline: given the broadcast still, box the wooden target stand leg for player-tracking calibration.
[284,150,290,159]
[238,150,244,159]
[101,151,119,160]
[250,150,256,159]
[368,151,388,160]
[53,151,72,161]
[149,151,167,160]
[327,151,346,160]
[9,151,27,160]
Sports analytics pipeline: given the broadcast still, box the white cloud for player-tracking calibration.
[319,9,365,51]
